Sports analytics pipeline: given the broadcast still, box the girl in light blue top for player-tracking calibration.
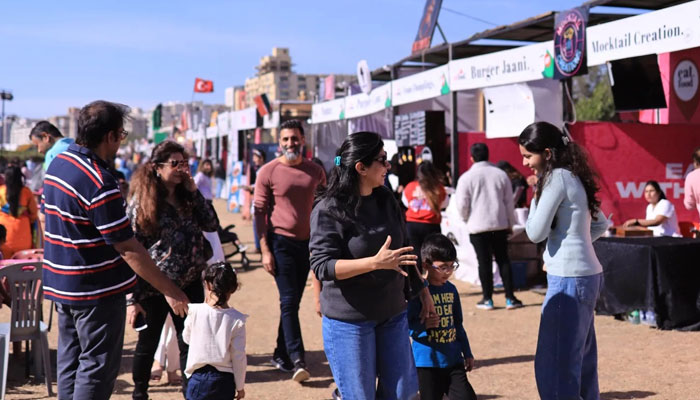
[519,122,609,400]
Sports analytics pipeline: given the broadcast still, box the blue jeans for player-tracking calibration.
[535,273,602,400]
[270,233,310,363]
[186,365,235,400]
[323,311,419,400]
[56,296,126,400]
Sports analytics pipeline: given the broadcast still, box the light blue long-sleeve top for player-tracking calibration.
[526,168,610,277]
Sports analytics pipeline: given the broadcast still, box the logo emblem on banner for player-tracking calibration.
[673,59,699,120]
[553,7,588,79]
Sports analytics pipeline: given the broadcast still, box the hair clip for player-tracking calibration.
[334,156,341,166]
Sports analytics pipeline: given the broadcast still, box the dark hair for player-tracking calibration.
[470,143,489,162]
[4,165,24,217]
[0,224,6,243]
[316,131,384,224]
[496,160,524,181]
[645,180,666,201]
[693,146,700,165]
[129,140,194,235]
[421,233,457,264]
[202,262,239,307]
[416,161,445,213]
[519,122,600,218]
[29,121,62,140]
[279,119,304,136]
[77,100,130,149]
[198,159,214,177]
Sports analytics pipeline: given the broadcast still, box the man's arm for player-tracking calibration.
[684,175,697,211]
[113,237,189,316]
[253,166,275,275]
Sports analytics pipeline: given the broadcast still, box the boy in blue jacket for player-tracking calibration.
[408,233,476,400]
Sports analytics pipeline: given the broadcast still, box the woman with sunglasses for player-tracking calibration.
[127,140,220,399]
[310,131,436,400]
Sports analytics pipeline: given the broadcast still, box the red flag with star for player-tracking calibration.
[194,78,214,93]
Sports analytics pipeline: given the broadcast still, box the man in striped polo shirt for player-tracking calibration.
[42,100,189,400]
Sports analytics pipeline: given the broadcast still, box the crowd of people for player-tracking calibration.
[0,98,698,400]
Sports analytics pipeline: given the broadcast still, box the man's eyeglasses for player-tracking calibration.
[158,160,188,168]
[119,129,129,140]
[430,262,459,273]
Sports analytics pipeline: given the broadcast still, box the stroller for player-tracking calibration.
[217,224,251,270]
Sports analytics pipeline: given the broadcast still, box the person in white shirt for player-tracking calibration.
[455,143,523,310]
[194,159,215,201]
[184,262,247,400]
[623,180,680,237]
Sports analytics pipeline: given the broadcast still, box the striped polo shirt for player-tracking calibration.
[42,143,135,305]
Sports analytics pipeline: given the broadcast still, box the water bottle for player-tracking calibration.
[628,310,640,324]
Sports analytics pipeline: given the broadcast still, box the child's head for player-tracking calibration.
[202,262,239,307]
[421,233,458,285]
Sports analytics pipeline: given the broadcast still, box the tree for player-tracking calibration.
[572,65,615,121]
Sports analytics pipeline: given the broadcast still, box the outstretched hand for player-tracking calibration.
[372,236,416,276]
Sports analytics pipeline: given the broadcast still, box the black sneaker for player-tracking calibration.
[270,355,294,372]
[332,387,342,399]
[506,297,524,310]
[292,360,311,382]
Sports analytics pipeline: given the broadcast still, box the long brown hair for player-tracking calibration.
[129,140,196,235]
[416,161,444,213]
[518,122,601,218]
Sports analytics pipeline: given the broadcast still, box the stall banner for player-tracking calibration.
[392,65,450,106]
[227,161,246,213]
[230,107,257,131]
[587,1,700,66]
[553,6,589,79]
[312,97,345,123]
[450,41,554,91]
[482,83,535,138]
[569,122,698,225]
[412,0,443,54]
[205,126,218,140]
[345,83,392,119]
[217,111,231,137]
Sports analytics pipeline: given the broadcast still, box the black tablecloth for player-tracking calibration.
[593,237,700,331]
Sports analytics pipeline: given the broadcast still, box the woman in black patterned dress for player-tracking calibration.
[126,140,219,399]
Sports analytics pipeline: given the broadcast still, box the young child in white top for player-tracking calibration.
[183,262,247,400]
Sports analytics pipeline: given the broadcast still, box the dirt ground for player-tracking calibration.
[3,199,699,399]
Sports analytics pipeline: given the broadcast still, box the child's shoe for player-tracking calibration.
[506,297,524,310]
[292,360,310,383]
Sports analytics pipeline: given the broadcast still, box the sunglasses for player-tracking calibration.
[430,262,459,273]
[158,160,188,168]
[373,155,388,165]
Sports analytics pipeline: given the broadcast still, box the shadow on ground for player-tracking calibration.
[601,391,656,399]
[476,354,535,369]
[246,350,333,385]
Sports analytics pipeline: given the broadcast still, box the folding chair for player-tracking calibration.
[0,262,53,398]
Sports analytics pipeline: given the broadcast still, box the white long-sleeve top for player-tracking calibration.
[183,303,247,389]
[526,168,610,277]
[454,161,516,234]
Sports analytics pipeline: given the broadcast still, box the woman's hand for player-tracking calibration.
[623,218,638,228]
[465,357,475,372]
[127,303,146,328]
[236,389,245,399]
[182,170,198,192]
[419,287,439,328]
[372,236,416,276]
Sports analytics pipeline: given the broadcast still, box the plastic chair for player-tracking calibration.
[0,262,53,398]
[10,249,43,261]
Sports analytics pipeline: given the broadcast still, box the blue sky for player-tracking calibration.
[1,0,623,118]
